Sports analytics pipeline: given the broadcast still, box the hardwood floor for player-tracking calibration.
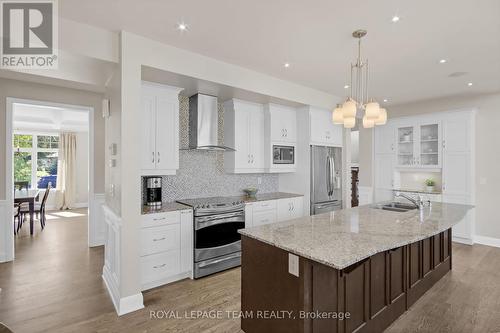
[1,212,500,332]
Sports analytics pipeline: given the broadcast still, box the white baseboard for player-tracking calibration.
[452,236,474,245]
[473,235,500,248]
[102,266,144,316]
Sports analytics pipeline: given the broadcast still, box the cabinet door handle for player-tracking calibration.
[153,217,166,221]
[248,154,251,164]
[153,237,166,242]
[442,140,446,149]
[157,152,160,163]
[153,263,167,269]
[152,151,155,163]
[285,128,288,137]
[292,203,294,211]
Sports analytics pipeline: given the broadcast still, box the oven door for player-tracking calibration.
[273,145,295,164]
[194,211,245,262]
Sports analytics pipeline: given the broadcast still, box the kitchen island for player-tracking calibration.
[239,202,473,333]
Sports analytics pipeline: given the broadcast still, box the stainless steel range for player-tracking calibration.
[176,196,245,278]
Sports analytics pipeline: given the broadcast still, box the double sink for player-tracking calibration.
[373,202,418,212]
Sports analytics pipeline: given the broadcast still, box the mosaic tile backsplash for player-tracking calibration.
[143,95,279,203]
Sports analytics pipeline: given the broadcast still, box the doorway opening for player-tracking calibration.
[3,98,95,262]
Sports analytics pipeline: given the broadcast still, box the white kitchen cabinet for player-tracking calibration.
[140,81,183,176]
[263,104,298,173]
[395,121,441,169]
[245,197,304,226]
[265,104,297,143]
[252,210,277,226]
[277,197,303,222]
[374,153,395,202]
[442,111,474,244]
[374,123,395,154]
[140,208,193,290]
[223,99,265,173]
[309,107,343,147]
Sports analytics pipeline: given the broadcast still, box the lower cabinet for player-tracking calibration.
[245,196,304,227]
[140,209,193,291]
[277,197,304,222]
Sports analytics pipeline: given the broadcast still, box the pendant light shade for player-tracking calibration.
[343,117,356,128]
[332,104,344,124]
[342,98,357,118]
[374,108,387,125]
[365,100,380,120]
[362,115,375,128]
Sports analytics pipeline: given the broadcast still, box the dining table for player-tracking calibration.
[14,190,40,235]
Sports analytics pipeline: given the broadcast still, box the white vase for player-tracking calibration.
[426,186,434,192]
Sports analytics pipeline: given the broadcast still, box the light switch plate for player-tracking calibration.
[288,253,299,277]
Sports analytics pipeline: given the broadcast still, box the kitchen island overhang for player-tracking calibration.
[239,202,474,333]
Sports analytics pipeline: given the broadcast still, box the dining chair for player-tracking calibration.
[19,184,52,231]
[13,203,20,235]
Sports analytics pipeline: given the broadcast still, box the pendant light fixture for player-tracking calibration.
[334,30,388,128]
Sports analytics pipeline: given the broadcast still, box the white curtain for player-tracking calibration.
[55,132,77,210]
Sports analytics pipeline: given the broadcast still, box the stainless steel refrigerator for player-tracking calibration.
[310,145,342,215]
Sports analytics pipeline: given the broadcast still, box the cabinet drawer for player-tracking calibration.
[141,224,180,257]
[140,250,181,286]
[253,210,277,227]
[251,200,277,212]
[142,211,180,228]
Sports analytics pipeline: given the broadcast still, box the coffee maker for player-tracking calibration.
[145,177,162,208]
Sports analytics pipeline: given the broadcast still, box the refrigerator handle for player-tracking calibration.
[326,156,331,197]
[330,156,335,194]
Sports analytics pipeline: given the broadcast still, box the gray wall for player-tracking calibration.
[149,96,279,202]
[0,78,105,200]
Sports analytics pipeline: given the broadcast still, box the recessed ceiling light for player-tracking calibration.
[177,22,188,31]
[467,82,473,86]
[284,62,290,68]
[344,85,350,89]
[439,59,447,64]
[391,16,400,23]
[383,99,388,102]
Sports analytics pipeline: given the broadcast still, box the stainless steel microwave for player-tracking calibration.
[273,145,295,164]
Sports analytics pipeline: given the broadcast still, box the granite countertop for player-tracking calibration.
[241,192,303,203]
[393,188,442,195]
[239,202,473,270]
[142,202,191,215]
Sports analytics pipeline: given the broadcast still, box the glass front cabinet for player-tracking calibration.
[395,121,441,168]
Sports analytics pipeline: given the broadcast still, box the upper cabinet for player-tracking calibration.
[141,81,183,176]
[223,99,265,173]
[309,107,343,147]
[264,103,297,173]
[265,104,297,143]
[395,120,441,168]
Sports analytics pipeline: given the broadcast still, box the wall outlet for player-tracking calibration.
[288,253,299,277]
[257,177,262,185]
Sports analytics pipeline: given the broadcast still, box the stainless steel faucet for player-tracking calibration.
[395,192,425,210]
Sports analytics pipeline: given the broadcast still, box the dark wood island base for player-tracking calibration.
[241,229,452,333]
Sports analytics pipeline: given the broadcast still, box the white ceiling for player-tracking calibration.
[60,0,500,106]
[13,103,89,132]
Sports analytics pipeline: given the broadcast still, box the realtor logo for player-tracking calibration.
[1,0,58,69]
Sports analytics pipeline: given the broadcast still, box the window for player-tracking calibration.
[14,133,59,189]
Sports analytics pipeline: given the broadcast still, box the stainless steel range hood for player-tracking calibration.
[188,94,235,151]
